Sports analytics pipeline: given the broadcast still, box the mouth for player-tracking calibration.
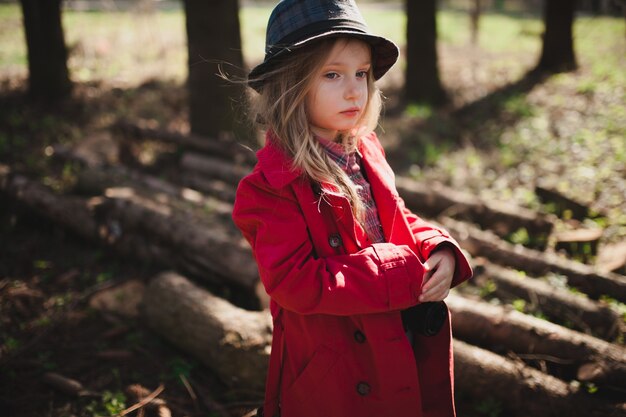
[340,107,361,117]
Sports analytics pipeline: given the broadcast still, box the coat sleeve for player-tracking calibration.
[402,205,472,288]
[232,173,427,316]
[366,132,473,288]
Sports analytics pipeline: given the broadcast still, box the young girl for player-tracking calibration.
[233,1,472,416]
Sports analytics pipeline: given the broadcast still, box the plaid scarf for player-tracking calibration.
[317,136,385,244]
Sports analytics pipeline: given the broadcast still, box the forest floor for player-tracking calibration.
[1,5,625,417]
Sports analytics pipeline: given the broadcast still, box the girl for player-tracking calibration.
[233,1,472,416]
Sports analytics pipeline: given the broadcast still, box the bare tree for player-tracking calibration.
[405,0,448,106]
[535,0,578,73]
[19,0,72,102]
[183,0,246,139]
[469,0,483,45]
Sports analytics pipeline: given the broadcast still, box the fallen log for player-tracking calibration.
[554,227,603,263]
[475,262,621,340]
[0,166,259,296]
[454,339,618,417]
[113,119,257,166]
[535,184,592,221]
[96,186,257,291]
[141,271,619,416]
[0,164,99,241]
[448,293,626,389]
[441,217,626,302]
[73,165,234,217]
[396,177,554,246]
[180,173,237,203]
[180,151,250,186]
[596,240,626,274]
[142,271,271,393]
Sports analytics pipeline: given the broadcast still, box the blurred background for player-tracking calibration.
[1,1,625,416]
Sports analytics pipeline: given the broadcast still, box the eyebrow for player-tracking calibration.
[324,61,371,68]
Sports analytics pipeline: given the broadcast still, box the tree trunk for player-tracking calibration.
[469,0,482,45]
[142,271,271,394]
[441,217,626,302]
[448,293,626,388]
[405,0,448,106]
[19,0,72,102]
[183,0,247,139]
[535,0,578,73]
[476,262,621,340]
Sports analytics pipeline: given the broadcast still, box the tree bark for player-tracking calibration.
[454,339,618,417]
[405,0,448,106]
[183,0,247,139]
[476,262,621,340]
[19,0,72,101]
[142,271,271,393]
[441,217,626,302]
[535,0,578,73]
[396,177,554,246]
[448,293,626,388]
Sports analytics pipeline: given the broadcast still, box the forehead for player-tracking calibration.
[323,38,371,64]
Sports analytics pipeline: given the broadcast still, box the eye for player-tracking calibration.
[324,72,339,80]
[356,70,368,79]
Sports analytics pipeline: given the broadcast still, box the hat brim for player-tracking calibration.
[248,30,399,92]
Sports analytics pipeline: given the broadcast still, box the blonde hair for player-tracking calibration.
[249,37,383,222]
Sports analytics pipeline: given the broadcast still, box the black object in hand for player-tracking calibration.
[401,301,448,336]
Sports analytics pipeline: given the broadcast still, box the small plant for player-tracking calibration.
[475,396,503,417]
[169,356,195,381]
[3,336,20,352]
[86,390,127,417]
[506,227,530,246]
[512,299,526,313]
[479,280,497,298]
[404,102,433,119]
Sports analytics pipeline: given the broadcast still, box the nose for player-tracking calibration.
[344,76,363,101]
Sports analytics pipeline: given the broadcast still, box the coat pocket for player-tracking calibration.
[281,344,340,416]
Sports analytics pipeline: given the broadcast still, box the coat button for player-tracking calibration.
[328,234,342,248]
[356,381,371,396]
[354,330,366,343]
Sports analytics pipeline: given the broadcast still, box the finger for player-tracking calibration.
[420,279,447,301]
[422,265,449,290]
[421,286,450,302]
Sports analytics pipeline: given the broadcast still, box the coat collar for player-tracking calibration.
[256,130,393,191]
[256,131,303,189]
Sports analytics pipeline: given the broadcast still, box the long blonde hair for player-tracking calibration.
[249,37,383,221]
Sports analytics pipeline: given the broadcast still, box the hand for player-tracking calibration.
[419,246,456,302]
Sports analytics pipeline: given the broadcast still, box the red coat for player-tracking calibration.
[233,131,472,417]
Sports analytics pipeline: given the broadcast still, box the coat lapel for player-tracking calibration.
[359,134,416,248]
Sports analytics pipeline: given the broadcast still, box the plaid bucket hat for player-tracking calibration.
[248,0,399,92]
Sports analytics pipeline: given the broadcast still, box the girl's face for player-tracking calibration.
[305,39,371,141]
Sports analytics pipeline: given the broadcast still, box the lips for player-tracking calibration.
[340,107,360,117]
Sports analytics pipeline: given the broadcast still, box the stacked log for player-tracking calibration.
[440,217,626,302]
[0,164,259,297]
[4,124,626,416]
[474,261,621,340]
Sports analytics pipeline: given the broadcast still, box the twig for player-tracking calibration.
[119,384,164,416]
[178,373,199,413]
